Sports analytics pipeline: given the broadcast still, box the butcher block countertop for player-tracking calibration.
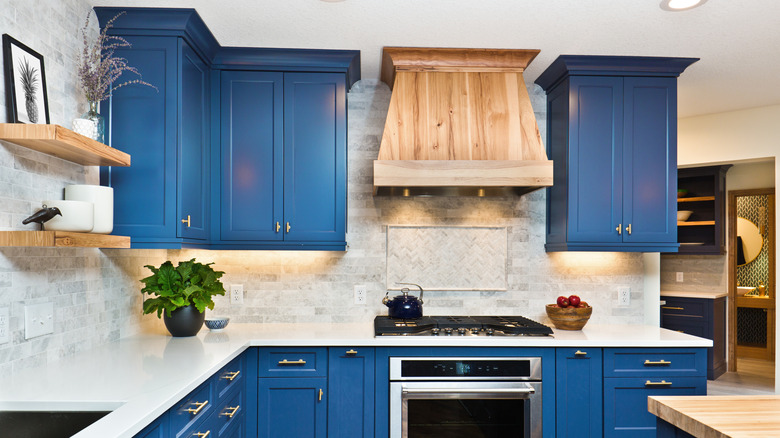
[648,395,780,437]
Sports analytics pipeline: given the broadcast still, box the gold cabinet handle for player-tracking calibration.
[616,223,622,235]
[662,306,684,310]
[221,371,240,381]
[181,215,191,227]
[186,400,208,415]
[644,359,672,366]
[286,222,291,233]
[645,380,673,386]
[276,221,281,233]
[574,350,588,356]
[278,359,307,365]
[318,388,323,402]
[194,432,210,438]
[346,349,358,356]
[626,224,632,235]
[220,405,240,418]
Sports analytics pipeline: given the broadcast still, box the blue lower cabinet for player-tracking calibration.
[603,377,705,437]
[328,347,375,437]
[133,415,168,438]
[555,348,603,438]
[257,377,327,437]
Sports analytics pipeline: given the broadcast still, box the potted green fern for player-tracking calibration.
[140,259,226,337]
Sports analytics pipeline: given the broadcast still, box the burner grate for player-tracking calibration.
[374,315,553,336]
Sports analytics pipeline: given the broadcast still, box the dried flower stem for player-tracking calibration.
[78,11,157,103]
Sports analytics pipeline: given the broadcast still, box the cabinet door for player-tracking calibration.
[220,71,284,241]
[603,376,705,438]
[283,72,346,243]
[102,36,178,240]
[328,347,375,437]
[555,348,602,438]
[178,41,209,240]
[567,76,623,244]
[257,377,327,438]
[622,77,677,244]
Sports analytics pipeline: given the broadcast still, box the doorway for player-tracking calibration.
[727,188,776,373]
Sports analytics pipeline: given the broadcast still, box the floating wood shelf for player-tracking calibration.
[677,196,715,202]
[0,231,130,248]
[678,221,716,226]
[0,124,130,167]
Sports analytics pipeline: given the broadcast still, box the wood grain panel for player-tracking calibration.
[0,231,130,248]
[0,124,131,166]
[373,160,553,188]
[649,395,780,438]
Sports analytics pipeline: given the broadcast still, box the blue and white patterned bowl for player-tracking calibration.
[204,317,230,331]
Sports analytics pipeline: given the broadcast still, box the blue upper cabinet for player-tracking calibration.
[536,56,697,252]
[215,72,347,250]
[95,7,359,250]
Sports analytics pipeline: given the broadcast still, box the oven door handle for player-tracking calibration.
[402,386,535,399]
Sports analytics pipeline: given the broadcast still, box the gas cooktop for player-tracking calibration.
[374,315,553,337]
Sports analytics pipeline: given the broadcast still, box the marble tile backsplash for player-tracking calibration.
[0,1,647,374]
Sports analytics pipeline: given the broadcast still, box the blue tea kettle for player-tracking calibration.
[383,283,424,319]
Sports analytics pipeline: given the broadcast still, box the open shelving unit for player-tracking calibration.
[673,165,731,254]
[0,124,131,248]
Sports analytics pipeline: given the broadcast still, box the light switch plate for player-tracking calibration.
[0,307,9,344]
[25,303,54,339]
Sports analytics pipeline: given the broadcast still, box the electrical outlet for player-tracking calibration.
[230,284,244,306]
[0,307,9,344]
[354,284,367,305]
[676,272,684,282]
[618,287,631,307]
[24,303,54,339]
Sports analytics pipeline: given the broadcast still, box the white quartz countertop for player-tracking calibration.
[661,290,728,299]
[0,322,712,438]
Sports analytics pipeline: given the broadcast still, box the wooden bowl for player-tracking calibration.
[545,304,592,330]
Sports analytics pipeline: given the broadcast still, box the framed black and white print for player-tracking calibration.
[3,34,50,124]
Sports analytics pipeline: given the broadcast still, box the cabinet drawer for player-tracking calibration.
[215,355,245,401]
[170,380,214,437]
[603,376,705,437]
[660,297,707,317]
[661,316,708,338]
[603,348,706,377]
[259,347,327,377]
[214,388,244,437]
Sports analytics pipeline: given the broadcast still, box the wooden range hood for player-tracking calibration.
[374,47,553,196]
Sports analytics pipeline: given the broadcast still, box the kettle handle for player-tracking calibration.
[396,282,423,304]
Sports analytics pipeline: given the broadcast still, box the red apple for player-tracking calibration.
[568,295,581,307]
[556,296,569,308]
[579,301,589,308]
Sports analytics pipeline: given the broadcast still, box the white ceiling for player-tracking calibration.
[91,0,780,118]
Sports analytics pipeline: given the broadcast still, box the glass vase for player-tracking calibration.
[72,101,105,144]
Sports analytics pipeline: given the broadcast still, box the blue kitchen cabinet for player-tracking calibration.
[97,33,210,248]
[602,348,707,438]
[257,377,327,437]
[133,415,169,438]
[216,71,347,249]
[555,348,602,438]
[535,56,698,252]
[661,296,727,380]
[328,347,375,437]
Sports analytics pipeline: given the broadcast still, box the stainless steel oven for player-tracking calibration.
[389,357,542,438]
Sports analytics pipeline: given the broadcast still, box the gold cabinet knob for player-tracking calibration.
[616,223,622,235]
[574,350,587,356]
[186,400,208,415]
[220,405,240,418]
[276,221,281,233]
[346,349,358,356]
[626,223,632,235]
[181,215,191,227]
[221,371,240,381]
[286,222,291,233]
[318,388,323,401]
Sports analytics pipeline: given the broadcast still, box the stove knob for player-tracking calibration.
[431,328,440,336]
[485,328,495,336]
[471,328,481,335]
[444,328,453,335]
[457,327,467,336]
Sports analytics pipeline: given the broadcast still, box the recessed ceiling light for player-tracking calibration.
[660,0,708,11]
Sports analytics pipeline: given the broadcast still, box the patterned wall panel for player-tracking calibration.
[736,195,769,289]
[386,226,508,291]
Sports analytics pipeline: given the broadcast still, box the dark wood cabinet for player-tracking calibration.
[675,165,731,254]
[661,295,727,380]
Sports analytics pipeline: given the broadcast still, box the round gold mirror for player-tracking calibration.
[736,217,763,266]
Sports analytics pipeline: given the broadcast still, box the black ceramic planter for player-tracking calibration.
[163,305,205,337]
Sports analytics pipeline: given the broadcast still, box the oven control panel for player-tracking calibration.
[390,357,542,381]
